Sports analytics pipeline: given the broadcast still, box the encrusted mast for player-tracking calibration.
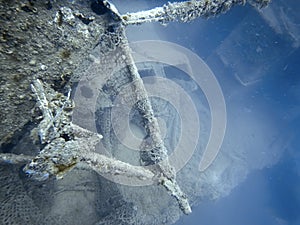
[121,0,270,25]
[0,0,271,216]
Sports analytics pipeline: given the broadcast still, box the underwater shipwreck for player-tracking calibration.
[1,0,298,224]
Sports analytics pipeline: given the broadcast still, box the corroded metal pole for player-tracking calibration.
[122,0,271,25]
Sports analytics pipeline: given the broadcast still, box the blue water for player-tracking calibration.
[176,151,300,225]
[112,0,300,224]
